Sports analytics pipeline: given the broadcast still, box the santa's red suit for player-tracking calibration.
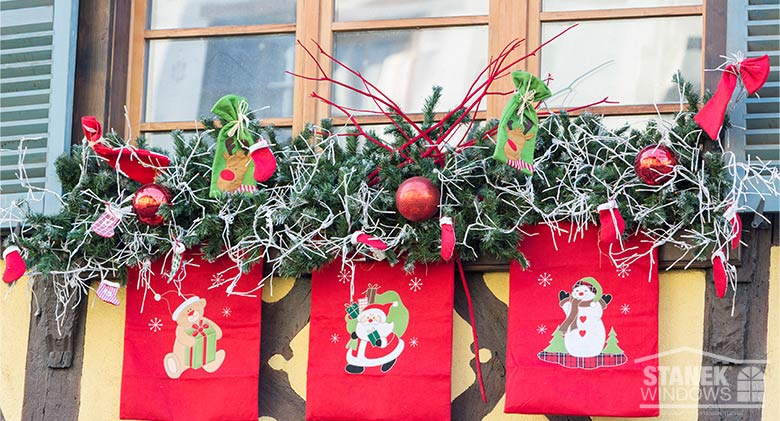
[346,303,405,368]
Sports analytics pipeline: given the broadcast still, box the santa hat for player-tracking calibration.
[172,296,201,321]
[362,301,398,316]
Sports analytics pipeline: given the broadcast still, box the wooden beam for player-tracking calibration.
[125,0,147,142]
[139,118,293,133]
[331,15,488,32]
[107,0,132,138]
[703,0,727,92]
[487,0,526,120]
[546,103,684,116]
[539,5,703,22]
[328,111,488,126]
[293,0,321,134]
[144,23,296,40]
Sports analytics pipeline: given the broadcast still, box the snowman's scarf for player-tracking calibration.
[558,298,607,333]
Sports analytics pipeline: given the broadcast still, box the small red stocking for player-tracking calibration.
[247,137,276,183]
[96,279,121,306]
[711,250,729,299]
[351,231,388,250]
[2,246,26,284]
[730,213,742,250]
[440,216,455,261]
[597,200,625,245]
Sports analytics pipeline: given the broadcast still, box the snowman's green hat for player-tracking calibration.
[573,277,603,303]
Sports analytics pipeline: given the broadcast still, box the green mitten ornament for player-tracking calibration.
[492,71,551,174]
[209,94,258,196]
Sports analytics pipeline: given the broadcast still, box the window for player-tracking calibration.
[126,1,707,148]
[0,0,78,216]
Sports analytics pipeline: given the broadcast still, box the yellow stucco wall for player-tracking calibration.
[763,247,779,421]
[0,264,31,421]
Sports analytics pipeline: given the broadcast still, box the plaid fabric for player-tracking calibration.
[91,206,122,238]
[96,279,120,306]
[507,159,534,173]
[228,184,258,194]
[537,351,627,369]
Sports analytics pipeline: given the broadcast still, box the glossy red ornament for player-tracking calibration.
[634,145,678,186]
[132,184,171,226]
[395,176,440,222]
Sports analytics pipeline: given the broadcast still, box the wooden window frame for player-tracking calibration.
[126,1,714,142]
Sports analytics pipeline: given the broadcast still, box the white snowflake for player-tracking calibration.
[409,337,419,348]
[408,277,423,292]
[221,307,232,317]
[616,264,631,279]
[210,272,225,287]
[148,317,163,332]
[620,304,631,315]
[330,333,340,343]
[338,269,352,284]
[537,272,553,287]
[536,324,548,334]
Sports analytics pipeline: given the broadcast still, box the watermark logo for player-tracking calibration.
[635,346,765,410]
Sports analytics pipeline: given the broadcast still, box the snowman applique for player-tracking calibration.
[557,277,612,358]
[345,301,405,374]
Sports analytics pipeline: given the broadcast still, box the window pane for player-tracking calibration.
[145,35,295,122]
[600,114,674,131]
[543,0,701,12]
[541,17,701,108]
[335,0,488,21]
[332,27,488,115]
[148,0,295,29]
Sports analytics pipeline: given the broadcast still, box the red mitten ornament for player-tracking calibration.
[2,246,26,284]
[351,231,388,250]
[724,205,742,250]
[247,136,276,183]
[711,250,729,299]
[440,216,455,261]
[597,200,625,245]
[96,279,121,306]
[81,116,170,184]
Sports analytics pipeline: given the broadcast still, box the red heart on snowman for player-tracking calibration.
[578,330,586,337]
[579,316,587,323]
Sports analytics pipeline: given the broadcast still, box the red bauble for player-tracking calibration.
[395,176,440,222]
[634,145,678,186]
[132,184,171,226]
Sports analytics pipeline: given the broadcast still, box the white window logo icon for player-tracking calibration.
[737,366,764,403]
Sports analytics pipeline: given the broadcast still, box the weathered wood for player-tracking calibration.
[21,277,87,421]
[698,219,772,420]
[703,0,728,93]
[106,0,131,136]
[258,276,310,419]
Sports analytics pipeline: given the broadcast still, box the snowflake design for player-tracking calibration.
[330,333,340,343]
[210,272,225,287]
[408,276,423,292]
[338,269,352,284]
[616,264,631,279]
[409,337,419,348]
[537,272,553,287]
[148,317,163,332]
[536,324,548,334]
[221,307,232,318]
[620,304,631,315]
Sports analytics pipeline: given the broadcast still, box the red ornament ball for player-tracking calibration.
[133,184,171,226]
[634,145,678,186]
[395,176,440,222]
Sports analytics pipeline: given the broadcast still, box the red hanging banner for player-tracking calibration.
[120,251,262,421]
[307,259,454,420]
[506,223,659,417]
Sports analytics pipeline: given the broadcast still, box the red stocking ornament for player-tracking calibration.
[711,250,729,299]
[247,136,276,183]
[724,205,742,250]
[598,200,625,245]
[350,231,388,251]
[81,116,170,184]
[440,216,455,261]
[2,246,26,284]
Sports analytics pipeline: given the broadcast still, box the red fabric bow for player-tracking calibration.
[694,55,770,140]
[81,116,170,184]
[190,321,210,337]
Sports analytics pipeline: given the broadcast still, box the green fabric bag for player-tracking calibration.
[492,71,551,175]
[209,94,258,196]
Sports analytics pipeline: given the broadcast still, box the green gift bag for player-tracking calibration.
[209,94,258,196]
[492,71,551,175]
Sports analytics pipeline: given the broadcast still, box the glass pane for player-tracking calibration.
[541,17,701,108]
[543,0,701,12]
[144,131,200,152]
[600,114,674,131]
[148,0,295,29]
[335,0,488,21]
[332,27,488,115]
[145,35,295,122]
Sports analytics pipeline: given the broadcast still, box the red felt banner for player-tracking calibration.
[121,252,262,421]
[506,223,659,417]
[307,259,454,421]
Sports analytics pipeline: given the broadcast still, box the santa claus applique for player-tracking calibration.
[345,301,406,374]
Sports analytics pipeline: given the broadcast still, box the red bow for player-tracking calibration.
[694,55,770,140]
[80,116,170,184]
[190,321,210,337]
